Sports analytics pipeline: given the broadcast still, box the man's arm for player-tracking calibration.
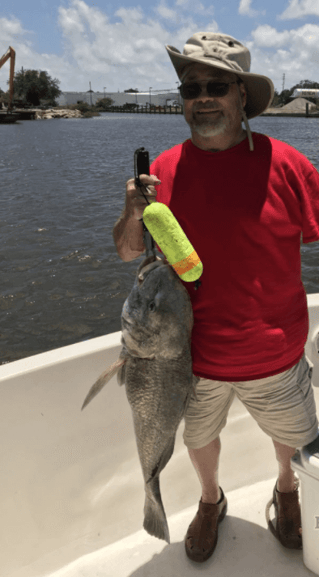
[113,174,161,262]
[113,210,145,262]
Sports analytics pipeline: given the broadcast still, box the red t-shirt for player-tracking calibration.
[149,133,319,381]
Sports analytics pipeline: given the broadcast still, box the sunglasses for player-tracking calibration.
[178,80,237,100]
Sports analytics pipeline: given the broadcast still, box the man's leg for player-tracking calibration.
[183,380,232,562]
[273,439,296,492]
[273,439,302,536]
[189,437,297,497]
[188,436,222,504]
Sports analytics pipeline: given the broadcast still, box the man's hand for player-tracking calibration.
[125,174,161,221]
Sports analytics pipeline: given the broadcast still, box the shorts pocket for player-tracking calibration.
[305,354,314,382]
[296,354,313,399]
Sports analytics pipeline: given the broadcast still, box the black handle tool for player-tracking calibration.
[134,147,156,258]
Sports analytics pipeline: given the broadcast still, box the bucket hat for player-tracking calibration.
[166,32,274,119]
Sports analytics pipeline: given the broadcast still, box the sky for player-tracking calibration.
[0,0,319,94]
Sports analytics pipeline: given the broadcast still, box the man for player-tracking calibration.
[113,32,319,562]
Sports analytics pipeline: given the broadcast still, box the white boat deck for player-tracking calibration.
[1,294,319,577]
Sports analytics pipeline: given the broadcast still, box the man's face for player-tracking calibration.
[181,64,246,138]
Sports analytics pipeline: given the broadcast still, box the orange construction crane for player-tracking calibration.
[0,46,16,111]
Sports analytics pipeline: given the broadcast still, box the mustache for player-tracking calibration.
[193,103,222,112]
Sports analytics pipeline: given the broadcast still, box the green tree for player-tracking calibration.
[95,97,114,110]
[270,90,281,107]
[0,88,9,107]
[13,68,62,106]
[122,102,138,110]
[278,89,292,106]
[294,79,319,89]
[74,100,90,113]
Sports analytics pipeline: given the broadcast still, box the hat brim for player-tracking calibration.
[166,45,274,119]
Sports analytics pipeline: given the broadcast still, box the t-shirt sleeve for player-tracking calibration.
[300,164,319,243]
[150,158,159,179]
[149,157,164,202]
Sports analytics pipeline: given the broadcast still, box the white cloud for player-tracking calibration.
[56,0,219,90]
[238,0,259,17]
[0,16,64,92]
[3,0,318,98]
[0,1,220,93]
[0,16,30,43]
[174,0,215,15]
[248,23,319,91]
[251,24,291,46]
[278,0,319,19]
[155,0,178,20]
[58,1,172,88]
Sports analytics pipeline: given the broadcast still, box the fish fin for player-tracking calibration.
[150,437,175,478]
[81,357,127,410]
[117,362,126,386]
[144,438,175,486]
[144,479,170,544]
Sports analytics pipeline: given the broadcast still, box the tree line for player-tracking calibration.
[0,67,114,110]
[0,68,318,109]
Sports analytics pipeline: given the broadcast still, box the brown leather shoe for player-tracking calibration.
[185,487,227,563]
[266,479,302,549]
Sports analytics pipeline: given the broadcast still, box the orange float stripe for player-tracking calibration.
[172,250,201,275]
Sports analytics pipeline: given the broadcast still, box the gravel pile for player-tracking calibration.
[265,97,317,114]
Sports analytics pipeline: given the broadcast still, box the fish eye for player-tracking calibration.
[149,301,156,312]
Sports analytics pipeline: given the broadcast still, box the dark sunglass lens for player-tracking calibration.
[180,82,201,99]
[207,82,229,97]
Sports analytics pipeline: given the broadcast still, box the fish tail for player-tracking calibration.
[143,481,170,544]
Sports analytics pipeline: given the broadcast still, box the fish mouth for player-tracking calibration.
[137,256,165,284]
[122,316,133,328]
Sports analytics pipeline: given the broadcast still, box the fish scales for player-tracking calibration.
[82,256,197,543]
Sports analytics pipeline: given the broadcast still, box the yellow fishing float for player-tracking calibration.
[143,202,203,283]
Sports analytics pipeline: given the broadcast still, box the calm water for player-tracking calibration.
[1,114,319,364]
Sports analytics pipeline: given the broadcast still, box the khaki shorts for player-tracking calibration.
[184,353,318,450]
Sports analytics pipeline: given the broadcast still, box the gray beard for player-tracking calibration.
[189,113,228,137]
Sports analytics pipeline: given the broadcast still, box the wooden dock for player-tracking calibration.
[0,109,37,122]
[105,106,319,118]
[105,105,183,114]
[261,111,319,118]
[14,109,37,120]
[0,111,21,123]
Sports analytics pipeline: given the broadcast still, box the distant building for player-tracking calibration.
[292,89,319,99]
[56,91,180,107]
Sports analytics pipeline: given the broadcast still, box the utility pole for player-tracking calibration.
[282,73,285,92]
[104,87,106,98]
[149,87,152,108]
[88,81,93,106]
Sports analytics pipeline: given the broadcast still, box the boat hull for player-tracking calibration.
[1,295,319,577]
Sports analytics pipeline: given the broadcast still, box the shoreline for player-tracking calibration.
[261,110,319,118]
[1,107,319,121]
